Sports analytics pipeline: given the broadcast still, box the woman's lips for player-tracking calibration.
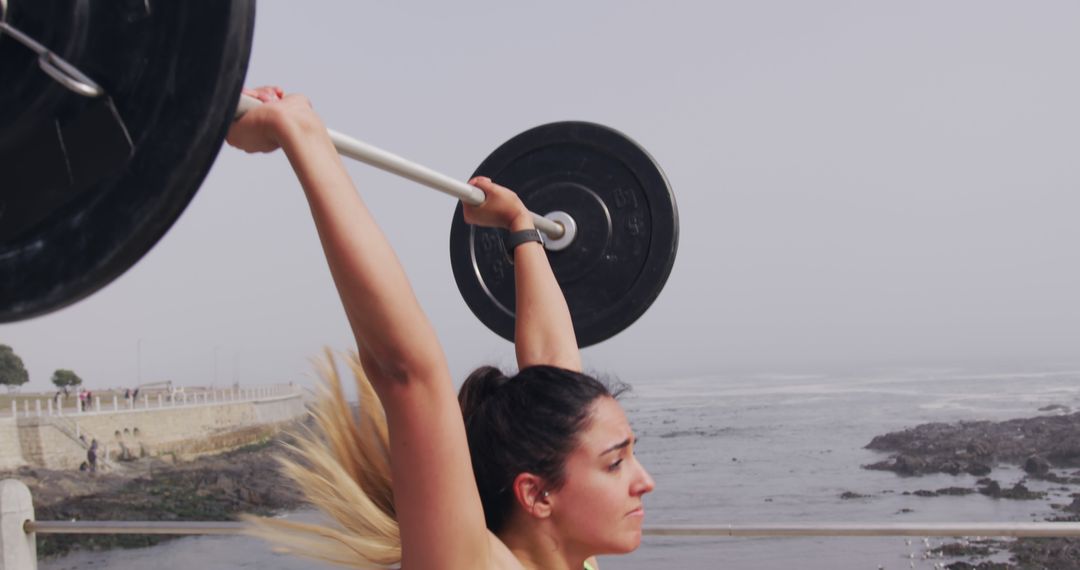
[626,507,645,518]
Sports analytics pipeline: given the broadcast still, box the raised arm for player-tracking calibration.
[228,88,490,569]
[464,178,582,372]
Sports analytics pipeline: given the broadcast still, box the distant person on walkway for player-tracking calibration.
[87,439,98,473]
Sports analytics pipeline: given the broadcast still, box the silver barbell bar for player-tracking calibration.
[236,95,568,242]
[26,520,1080,538]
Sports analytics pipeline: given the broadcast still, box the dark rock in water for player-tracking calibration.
[945,562,1010,570]
[839,491,867,499]
[1057,496,1080,513]
[864,411,1080,476]
[1047,443,1080,467]
[1009,537,1080,568]
[967,461,992,476]
[862,410,1080,569]
[937,486,976,496]
[913,489,937,497]
[1039,404,1069,412]
[863,454,926,476]
[935,538,1011,569]
[934,541,998,557]
[977,480,1045,500]
[1025,455,1052,475]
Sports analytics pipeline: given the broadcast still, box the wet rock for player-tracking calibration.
[6,433,306,558]
[967,461,992,476]
[933,540,998,557]
[936,486,975,496]
[944,562,1010,570]
[865,411,1080,477]
[839,491,867,499]
[977,480,1045,500]
[1057,495,1080,514]
[1010,537,1080,568]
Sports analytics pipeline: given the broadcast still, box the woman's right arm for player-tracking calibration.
[229,88,492,569]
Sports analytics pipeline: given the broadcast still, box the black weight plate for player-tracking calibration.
[450,122,678,348]
[0,0,255,322]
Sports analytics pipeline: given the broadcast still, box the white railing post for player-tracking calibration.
[0,479,37,568]
[94,397,101,413]
[143,394,149,409]
[21,401,28,418]
[157,394,163,409]
[112,396,118,411]
[46,400,53,417]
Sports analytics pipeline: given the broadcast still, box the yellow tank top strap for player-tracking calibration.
[584,562,597,570]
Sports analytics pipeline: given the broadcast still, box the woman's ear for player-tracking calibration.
[512,472,553,518]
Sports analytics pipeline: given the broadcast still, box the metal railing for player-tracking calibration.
[4,479,1079,570]
[4,385,301,419]
[24,519,1080,538]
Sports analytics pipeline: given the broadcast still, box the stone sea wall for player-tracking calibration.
[0,386,306,470]
[0,418,21,471]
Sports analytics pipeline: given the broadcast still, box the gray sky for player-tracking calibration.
[3,1,1078,391]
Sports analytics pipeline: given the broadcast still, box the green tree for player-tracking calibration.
[0,345,29,388]
[51,369,83,390]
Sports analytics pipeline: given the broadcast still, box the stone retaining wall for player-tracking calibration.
[0,387,307,470]
[0,419,22,471]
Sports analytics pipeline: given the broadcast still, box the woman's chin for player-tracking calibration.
[608,531,643,554]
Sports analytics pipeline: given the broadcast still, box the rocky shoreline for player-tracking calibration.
[3,436,304,559]
[861,409,1080,569]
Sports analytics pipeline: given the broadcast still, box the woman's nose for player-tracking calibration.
[632,462,656,496]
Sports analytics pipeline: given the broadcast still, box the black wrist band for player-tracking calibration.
[507,228,544,253]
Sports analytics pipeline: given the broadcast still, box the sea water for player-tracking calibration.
[40,368,1080,569]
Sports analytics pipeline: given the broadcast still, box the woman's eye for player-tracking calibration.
[608,459,624,472]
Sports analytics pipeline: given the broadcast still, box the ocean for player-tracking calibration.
[40,368,1080,569]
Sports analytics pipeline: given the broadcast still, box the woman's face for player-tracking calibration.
[551,396,655,555]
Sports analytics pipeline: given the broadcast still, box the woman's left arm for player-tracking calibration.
[464,178,582,372]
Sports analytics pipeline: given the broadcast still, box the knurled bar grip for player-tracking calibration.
[236,95,565,240]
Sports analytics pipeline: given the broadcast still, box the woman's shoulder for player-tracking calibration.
[487,531,527,569]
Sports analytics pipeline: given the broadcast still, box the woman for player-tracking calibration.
[228,87,654,570]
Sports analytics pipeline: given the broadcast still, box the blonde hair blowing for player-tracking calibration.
[245,350,400,568]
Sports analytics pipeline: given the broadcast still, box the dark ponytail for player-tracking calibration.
[458,365,625,533]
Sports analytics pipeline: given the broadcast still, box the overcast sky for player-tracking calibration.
[3,1,1078,391]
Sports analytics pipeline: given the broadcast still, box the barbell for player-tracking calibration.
[0,1,679,347]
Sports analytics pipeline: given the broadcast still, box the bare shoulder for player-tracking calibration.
[487,531,527,570]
